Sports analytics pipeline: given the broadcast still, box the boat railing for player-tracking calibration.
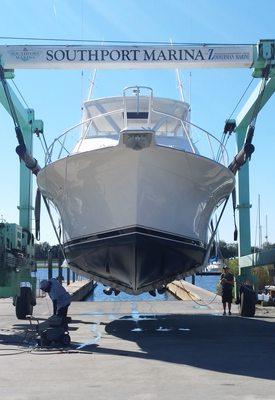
[123,86,154,127]
[45,107,229,167]
[45,109,124,164]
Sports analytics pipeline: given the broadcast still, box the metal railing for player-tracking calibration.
[44,93,229,167]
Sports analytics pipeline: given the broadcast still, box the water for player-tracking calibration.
[33,267,61,280]
[83,276,220,301]
[32,267,84,282]
[86,283,174,302]
[186,275,220,293]
[33,268,220,300]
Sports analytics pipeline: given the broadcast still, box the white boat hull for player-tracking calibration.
[37,143,234,293]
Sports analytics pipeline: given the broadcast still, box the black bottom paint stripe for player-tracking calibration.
[64,226,205,249]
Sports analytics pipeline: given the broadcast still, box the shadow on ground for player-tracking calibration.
[100,314,275,380]
[1,313,275,380]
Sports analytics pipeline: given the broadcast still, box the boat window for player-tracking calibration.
[125,112,149,119]
[47,93,228,165]
[83,107,190,139]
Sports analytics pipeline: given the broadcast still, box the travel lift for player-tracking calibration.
[0,39,274,318]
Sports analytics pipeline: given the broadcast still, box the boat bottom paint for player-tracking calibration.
[65,229,205,294]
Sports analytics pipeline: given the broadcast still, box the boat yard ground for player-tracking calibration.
[0,283,275,400]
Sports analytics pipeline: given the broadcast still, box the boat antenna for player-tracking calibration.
[176,68,184,102]
[77,67,97,150]
[169,39,184,102]
[87,69,97,100]
[258,194,262,249]
[188,72,192,111]
[254,194,263,251]
[265,214,268,245]
[80,0,85,115]
[187,71,192,133]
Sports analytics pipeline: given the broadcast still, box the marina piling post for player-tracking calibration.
[58,252,63,283]
[47,249,53,280]
[67,267,70,286]
[192,274,195,285]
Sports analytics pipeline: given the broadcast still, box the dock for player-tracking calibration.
[0,283,275,400]
[63,279,97,301]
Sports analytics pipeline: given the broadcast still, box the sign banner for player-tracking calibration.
[0,45,254,69]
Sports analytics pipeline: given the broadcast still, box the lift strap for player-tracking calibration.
[42,196,66,260]
[232,188,238,241]
[228,142,255,174]
[228,62,271,175]
[34,188,41,241]
[202,196,230,268]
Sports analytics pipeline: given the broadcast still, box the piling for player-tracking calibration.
[47,249,53,280]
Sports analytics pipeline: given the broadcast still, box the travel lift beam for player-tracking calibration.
[0,70,42,230]
[227,68,275,298]
[0,68,42,317]
[235,76,275,258]
[0,40,274,308]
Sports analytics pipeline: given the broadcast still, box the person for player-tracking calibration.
[239,279,257,316]
[220,266,234,315]
[40,278,71,326]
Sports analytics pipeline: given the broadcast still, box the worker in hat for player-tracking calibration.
[220,266,234,315]
[40,278,71,324]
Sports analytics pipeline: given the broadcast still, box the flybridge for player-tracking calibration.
[0,44,256,69]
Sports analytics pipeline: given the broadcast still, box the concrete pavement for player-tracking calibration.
[0,288,275,400]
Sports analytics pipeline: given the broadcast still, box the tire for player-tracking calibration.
[240,292,256,317]
[15,287,33,320]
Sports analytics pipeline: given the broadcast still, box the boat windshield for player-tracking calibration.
[45,86,229,166]
[82,86,191,140]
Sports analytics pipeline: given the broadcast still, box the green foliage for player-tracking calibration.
[214,240,275,292]
[34,241,50,259]
[221,255,273,289]
[218,241,238,259]
[252,265,273,290]
[35,242,62,260]
[224,258,239,276]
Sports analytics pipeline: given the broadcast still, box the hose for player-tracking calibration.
[177,280,219,307]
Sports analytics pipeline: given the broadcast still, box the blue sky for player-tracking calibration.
[0,0,275,246]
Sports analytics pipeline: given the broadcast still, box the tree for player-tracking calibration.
[218,241,238,259]
[34,242,50,259]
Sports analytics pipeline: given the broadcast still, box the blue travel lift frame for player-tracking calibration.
[234,71,275,288]
[0,39,275,316]
[0,69,42,314]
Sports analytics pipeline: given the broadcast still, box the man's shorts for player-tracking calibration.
[222,291,233,303]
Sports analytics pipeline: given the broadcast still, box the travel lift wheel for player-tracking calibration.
[15,286,34,320]
[239,289,256,317]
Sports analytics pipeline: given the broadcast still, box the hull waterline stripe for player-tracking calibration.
[64,227,205,249]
